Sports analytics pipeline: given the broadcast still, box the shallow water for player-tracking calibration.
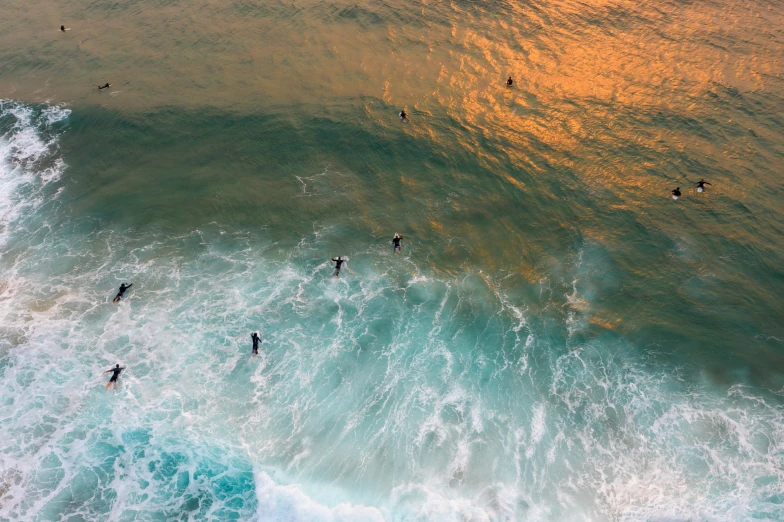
[1,0,784,520]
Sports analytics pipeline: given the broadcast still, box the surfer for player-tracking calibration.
[97,83,111,90]
[695,179,711,192]
[251,331,261,356]
[112,282,133,303]
[60,25,66,32]
[399,110,408,123]
[331,257,345,278]
[104,364,126,391]
[671,187,681,200]
[392,233,404,254]
[507,76,513,87]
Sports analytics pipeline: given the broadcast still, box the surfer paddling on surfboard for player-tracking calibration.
[671,187,681,200]
[392,233,404,254]
[331,257,345,278]
[98,83,111,90]
[399,110,408,123]
[112,283,133,303]
[251,331,261,356]
[104,364,126,391]
[695,179,711,193]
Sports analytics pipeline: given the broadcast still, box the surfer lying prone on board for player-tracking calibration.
[331,257,345,277]
[104,364,126,391]
[112,283,133,303]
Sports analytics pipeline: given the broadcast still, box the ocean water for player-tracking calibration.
[1,0,784,520]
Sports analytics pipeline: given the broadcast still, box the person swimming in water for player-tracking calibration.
[104,364,126,391]
[251,331,261,356]
[507,76,513,86]
[112,282,133,303]
[695,179,712,192]
[399,110,408,123]
[98,83,111,90]
[671,187,681,200]
[392,233,404,254]
[331,257,345,277]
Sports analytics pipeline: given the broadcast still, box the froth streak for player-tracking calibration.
[0,103,783,521]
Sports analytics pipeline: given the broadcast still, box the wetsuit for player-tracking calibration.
[331,258,344,276]
[108,366,125,382]
[507,77,513,86]
[113,283,132,302]
[696,180,711,192]
[392,236,403,253]
[672,188,681,199]
[98,83,110,90]
[251,332,260,355]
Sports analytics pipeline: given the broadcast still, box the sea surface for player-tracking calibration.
[1,0,784,520]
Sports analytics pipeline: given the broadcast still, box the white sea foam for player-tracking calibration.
[0,100,69,248]
[0,101,782,521]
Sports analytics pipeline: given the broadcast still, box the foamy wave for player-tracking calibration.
[0,218,781,520]
[255,472,385,521]
[0,100,70,246]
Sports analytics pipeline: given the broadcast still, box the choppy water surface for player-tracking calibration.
[1,0,784,520]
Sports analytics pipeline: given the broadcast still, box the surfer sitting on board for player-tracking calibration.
[695,179,711,193]
[104,364,126,391]
[112,283,133,303]
[98,83,111,90]
[251,331,261,356]
[399,110,408,123]
[392,233,404,254]
[671,187,681,200]
[507,76,513,86]
[331,257,345,278]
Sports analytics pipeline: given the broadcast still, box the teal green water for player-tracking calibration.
[1,0,784,520]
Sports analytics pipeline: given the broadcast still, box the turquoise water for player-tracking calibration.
[2,0,784,519]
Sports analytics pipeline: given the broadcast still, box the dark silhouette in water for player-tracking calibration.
[671,187,681,200]
[251,332,261,355]
[392,233,404,253]
[112,283,132,303]
[98,83,111,90]
[331,257,345,277]
[507,76,513,86]
[104,364,126,391]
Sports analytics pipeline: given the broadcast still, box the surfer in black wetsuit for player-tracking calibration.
[112,283,133,303]
[60,25,66,32]
[331,257,344,277]
[392,233,404,254]
[400,110,408,123]
[507,76,513,86]
[104,364,126,391]
[251,331,261,356]
[695,179,711,192]
[671,187,681,200]
[98,83,111,90]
